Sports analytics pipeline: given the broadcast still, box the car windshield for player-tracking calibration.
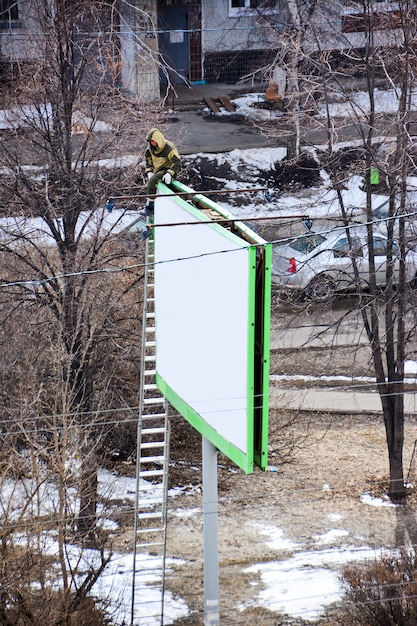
[333,237,363,258]
[289,233,326,254]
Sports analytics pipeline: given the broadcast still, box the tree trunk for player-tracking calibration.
[380,390,405,501]
[286,0,302,161]
[77,459,98,538]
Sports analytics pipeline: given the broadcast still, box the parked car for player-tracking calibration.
[272,226,417,302]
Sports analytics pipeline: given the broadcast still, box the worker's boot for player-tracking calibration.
[139,200,154,218]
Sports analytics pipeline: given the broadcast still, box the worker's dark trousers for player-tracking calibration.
[147,171,167,196]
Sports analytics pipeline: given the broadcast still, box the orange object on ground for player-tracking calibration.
[263,82,282,103]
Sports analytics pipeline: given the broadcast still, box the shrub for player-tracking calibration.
[340,548,417,625]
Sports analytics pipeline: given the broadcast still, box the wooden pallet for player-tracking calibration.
[204,96,236,114]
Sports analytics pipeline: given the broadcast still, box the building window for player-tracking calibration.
[0,0,19,24]
[230,0,277,16]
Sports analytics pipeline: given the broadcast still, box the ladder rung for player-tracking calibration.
[137,511,163,520]
[143,379,157,386]
[140,455,165,464]
[135,541,165,549]
[136,527,164,535]
[133,565,164,575]
[134,560,165,572]
[139,451,164,458]
[133,572,164,582]
[141,413,166,420]
[133,567,164,577]
[140,441,166,449]
[137,497,164,506]
[143,369,156,376]
[139,483,164,492]
[143,397,164,406]
[140,469,164,477]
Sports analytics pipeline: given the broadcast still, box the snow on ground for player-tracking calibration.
[6,469,189,625]
[4,467,398,624]
[0,207,145,250]
[0,103,112,132]
[241,543,380,622]
[216,86,417,123]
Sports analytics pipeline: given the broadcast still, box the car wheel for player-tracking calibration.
[306,275,335,303]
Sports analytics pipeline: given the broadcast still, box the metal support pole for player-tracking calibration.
[202,436,220,626]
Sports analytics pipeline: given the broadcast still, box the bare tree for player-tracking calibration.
[0,0,163,542]
[323,0,417,501]
[268,0,417,501]
[284,0,318,159]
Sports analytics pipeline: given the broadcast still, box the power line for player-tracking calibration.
[2,206,417,290]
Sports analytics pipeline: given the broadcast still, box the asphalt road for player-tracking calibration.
[270,302,366,350]
[268,298,417,414]
[167,105,414,155]
[169,109,277,155]
[269,382,417,414]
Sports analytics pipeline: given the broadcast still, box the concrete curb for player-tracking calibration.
[269,384,417,415]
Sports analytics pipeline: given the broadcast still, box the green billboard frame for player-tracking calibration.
[153,180,271,473]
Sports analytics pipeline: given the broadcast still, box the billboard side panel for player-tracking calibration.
[255,242,272,470]
[245,245,257,470]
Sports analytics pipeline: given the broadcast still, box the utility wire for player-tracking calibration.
[2,207,417,290]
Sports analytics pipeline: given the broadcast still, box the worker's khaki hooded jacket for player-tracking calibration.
[145,128,181,178]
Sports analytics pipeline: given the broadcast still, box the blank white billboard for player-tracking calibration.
[153,185,270,473]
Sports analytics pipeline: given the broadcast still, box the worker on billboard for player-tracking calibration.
[142,128,181,216]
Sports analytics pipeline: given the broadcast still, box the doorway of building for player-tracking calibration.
[158,4,189,85]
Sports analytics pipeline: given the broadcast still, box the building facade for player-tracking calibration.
[0,0,407,98]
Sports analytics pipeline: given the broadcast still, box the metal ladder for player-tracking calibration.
[131,223,170,626]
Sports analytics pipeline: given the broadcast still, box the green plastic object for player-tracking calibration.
[370,166,380,185]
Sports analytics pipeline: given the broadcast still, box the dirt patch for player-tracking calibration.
[133,409,417,625]
[181,151,321,199]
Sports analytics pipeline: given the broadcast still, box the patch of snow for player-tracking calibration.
[252,523,302,551]
[404,360,417,374]
[270,374,376,384]
[360,493,397,508]
[241,546,377,622]
[314,529,349,545]
[170,507,201,518]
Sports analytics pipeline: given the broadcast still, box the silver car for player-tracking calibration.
[272,226,417,302]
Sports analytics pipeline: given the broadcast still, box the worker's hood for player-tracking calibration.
[146,128,166,154]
